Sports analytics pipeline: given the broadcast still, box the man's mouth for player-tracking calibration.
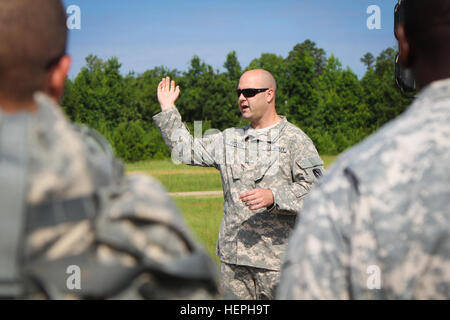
[240,105,250,112]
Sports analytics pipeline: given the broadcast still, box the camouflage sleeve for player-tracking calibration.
[94,174,219,299]
[277,169,353,299]
[269,148,324,215]
[23,174,219,300]
[153,107,223,168]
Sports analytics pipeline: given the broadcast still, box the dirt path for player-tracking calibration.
[129,169,218,175]
[169,190,223,197]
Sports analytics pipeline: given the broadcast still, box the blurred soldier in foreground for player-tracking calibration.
[154,70,323,299]
[0,0,218,299]
[278,0,450,299]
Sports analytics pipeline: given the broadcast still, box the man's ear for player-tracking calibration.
[396,24,413,68]
[266,88,275,104]
[45,55,72,102]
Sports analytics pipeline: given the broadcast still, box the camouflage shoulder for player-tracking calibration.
[95,173,220,297]
[23,173,219,299]
[282,121,311,143]
[282,121,322,161]
[101,173,197,241]
[70,123,125,188]
[283,120,308,136]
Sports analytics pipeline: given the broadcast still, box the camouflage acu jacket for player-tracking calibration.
[278,79,450,299]
[153,108,323,271]
[0,93,218,299]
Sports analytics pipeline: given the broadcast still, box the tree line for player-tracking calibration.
[61,40,412,162]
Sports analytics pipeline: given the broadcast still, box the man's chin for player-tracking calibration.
[240,112,252,120]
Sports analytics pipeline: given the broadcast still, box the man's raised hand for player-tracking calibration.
[157,76,180,111]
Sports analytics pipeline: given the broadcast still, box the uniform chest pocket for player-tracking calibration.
[253,157,281,183]
[230,164,242,180]
[230,162,275,184]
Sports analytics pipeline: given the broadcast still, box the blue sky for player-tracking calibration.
[63,0,398,79]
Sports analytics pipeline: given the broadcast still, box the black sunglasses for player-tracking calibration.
[236,88,269,98]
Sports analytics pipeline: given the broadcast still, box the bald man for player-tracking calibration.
[154,69,323,299]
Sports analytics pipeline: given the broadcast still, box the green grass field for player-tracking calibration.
[126,155,338,265]
[173,196,224,266]
[126,160,222,192]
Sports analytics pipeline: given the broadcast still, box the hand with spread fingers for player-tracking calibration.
[239,188,274,211]
[157,76,180,111]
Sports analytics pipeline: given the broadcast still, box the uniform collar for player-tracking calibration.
[0,92,65,130]
[33,92,66,122]
[243,116,288,143]
[415,78,450,103]
[30,92,71,145]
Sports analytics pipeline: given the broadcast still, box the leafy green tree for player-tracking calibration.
[59,43,414,161]
[177,55,240,131]
[289,40,327,76]
[306,55,368,153]
[223,51,242,81]
[285,45,319,127]
[360,52,375,71]
[361,47,412,130]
